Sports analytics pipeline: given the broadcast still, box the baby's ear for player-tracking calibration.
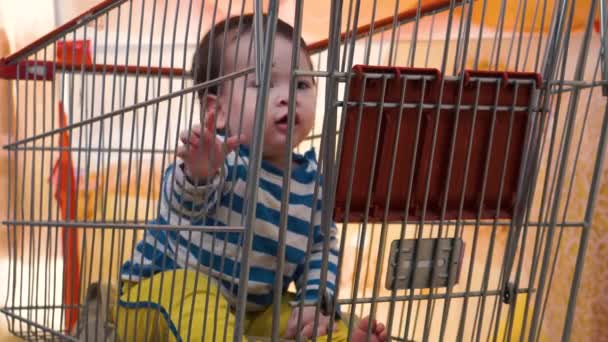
[200,94,226,130]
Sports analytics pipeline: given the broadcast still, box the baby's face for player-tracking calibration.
[214,31,317,164]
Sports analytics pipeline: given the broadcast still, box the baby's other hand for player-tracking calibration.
[176,112,243,181]
[284,306,335,339]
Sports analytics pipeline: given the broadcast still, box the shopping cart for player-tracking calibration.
[0,0,606,341]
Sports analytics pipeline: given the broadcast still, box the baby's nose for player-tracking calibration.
[274,90,290,107]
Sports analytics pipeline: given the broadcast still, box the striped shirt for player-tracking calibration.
[120,145,339,312]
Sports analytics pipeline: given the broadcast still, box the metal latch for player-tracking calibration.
[386,238,464,290]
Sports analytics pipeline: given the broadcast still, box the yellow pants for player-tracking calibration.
[114,269,350,341]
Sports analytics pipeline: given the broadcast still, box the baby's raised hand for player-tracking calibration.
[177,112,243,181]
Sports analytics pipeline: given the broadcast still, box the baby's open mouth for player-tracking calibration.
[274,114,300,126]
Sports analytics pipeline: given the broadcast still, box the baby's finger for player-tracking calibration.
[181,134,200,149]
[179,130,190,144]
[190,124,201,136]
[176,145,189,159]
[284,320,297,339]
[316,321,328,337]
[300,322,314,339]
[224,134,245,151]
[204,111,216,132]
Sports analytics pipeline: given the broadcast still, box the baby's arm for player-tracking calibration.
[285,222,339,338]
[120,116,241,279]
[163,112,244,222]
[296,222,339,305]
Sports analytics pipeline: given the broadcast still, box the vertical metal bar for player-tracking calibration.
[513,0,531,71]
[327,79,367,342]
[5,71,14,332]
[130,0,168,340]
[312,0,345,338]
[223,26,255,342]
[99,2,128,339]
[434,3,475,337]
[533,0,551,73]
[473,0,490,70]
[452,0,468,74]
[540,0,569,81]
[339,0,355,72]
[399,78,432,342]
[601,0,608,95]
[561,105,608,341]
[352,78,389,340]
[528,1,598,340]
[104,1,135,340]
[517,90,553,342]
[521,0,542,70]
[408,0,423,67]
[270,0,305,340]
[41,45,51,332]
[385,75,426,341]
[72,23,92,338]
[491,82,525,342]
[140,0,162,240]
[20,55,30,336]
[452,79,482,342]
[208,4,250,340]
[254,0,264,85]
[234,1,281,339]
[470,79,504,342]
[424,15,436,68]
[12,63,21,336]
[386,0,402,67]
[363,0,380,65]
[489,0,508,70]
[504,0,526,70]
[536,56,601,336]
[199,1,236,340]
[31,49,42,337]
[342,76,370,340]
[52,36,67,337]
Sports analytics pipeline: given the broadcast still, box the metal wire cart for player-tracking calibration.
[0,0,606,340]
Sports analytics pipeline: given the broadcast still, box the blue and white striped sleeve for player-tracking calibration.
[295,221,340,307]
[158,160,224,223]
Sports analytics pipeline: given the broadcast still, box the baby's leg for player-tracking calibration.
[115,269,239,342]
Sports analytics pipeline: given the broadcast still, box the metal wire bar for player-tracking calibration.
[234,1,281,339]
[270,0,306,339]
[561,96,608,341]
[529,2,598,340]
[343,75,372,340]
[407,0,423,67]
[337,288,534,306]
[601,0,608,95]
[536,53,601,339]
[312,1,346,339]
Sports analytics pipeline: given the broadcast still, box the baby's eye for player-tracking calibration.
[297,80,311,90]
[247,80,259,88]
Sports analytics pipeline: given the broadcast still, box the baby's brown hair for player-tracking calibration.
[192,13,313,98]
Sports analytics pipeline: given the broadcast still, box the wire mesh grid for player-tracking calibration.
[0,0,606,341]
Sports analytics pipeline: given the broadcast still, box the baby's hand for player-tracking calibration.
[284,306,335,339]
[176,112,243,181]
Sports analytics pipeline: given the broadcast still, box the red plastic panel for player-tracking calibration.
[334,65,542,223]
